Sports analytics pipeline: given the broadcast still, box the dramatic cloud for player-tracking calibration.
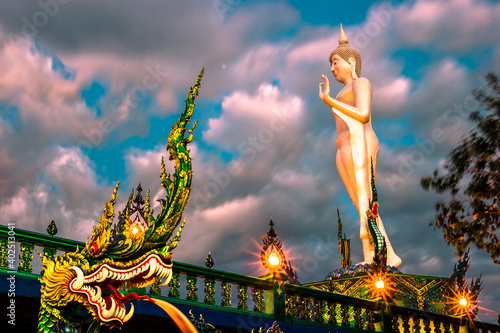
[0,145,112,238]
[204,84,304,149]
[372,77,411,115]
[0,33,96,141]
[393,0,500,52]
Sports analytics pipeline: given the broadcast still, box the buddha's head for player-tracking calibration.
[329,24,361,79]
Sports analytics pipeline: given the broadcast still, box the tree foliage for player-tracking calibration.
[421,72,500,266]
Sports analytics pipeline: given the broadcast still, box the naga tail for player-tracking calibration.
[86,69,204,260]
[149,69,204,246]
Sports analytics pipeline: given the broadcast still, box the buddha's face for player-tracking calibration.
[330,54,354,84]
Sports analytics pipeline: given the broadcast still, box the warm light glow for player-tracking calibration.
[127,221,145,238]
[366,272,395,303]
[445,287,476,319]
[268,252,280,267]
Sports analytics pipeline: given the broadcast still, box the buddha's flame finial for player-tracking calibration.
[339,23,348,45]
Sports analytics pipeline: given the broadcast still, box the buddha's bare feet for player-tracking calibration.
[387,254,402,267]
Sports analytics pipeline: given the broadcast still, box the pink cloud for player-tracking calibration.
[373,77,411,115]
[394,0,500,51]
[204,83,304,149]
[287,36,335,66]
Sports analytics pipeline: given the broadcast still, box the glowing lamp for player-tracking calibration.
[459,297,468,307]
[268,252,281,268]
[260,219,288,273]
[375,278,385,289]
[128,221,145,238]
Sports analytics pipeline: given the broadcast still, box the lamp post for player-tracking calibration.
[259,219,288,320]
[260,219,287,273]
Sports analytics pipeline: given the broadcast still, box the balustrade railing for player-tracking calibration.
[284,283,380,331]
[390,305,464,333]
[1,225,498,333]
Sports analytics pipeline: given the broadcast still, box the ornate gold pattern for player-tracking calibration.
[306,274,449,313]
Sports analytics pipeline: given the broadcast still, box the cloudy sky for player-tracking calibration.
[0,0,499,323]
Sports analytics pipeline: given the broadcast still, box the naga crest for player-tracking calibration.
[38,70,203,332]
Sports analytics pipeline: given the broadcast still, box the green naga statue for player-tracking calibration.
[366,158,387,274]
[37,70,204,333]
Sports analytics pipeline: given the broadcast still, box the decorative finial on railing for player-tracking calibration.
[47,217,58,236]
[205,251,214,268]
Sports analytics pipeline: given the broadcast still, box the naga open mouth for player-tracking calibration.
[69,254,172,324]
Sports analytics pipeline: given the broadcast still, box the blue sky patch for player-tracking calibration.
[81,80,107,116]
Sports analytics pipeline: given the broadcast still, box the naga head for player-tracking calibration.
[39,70,203,331]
